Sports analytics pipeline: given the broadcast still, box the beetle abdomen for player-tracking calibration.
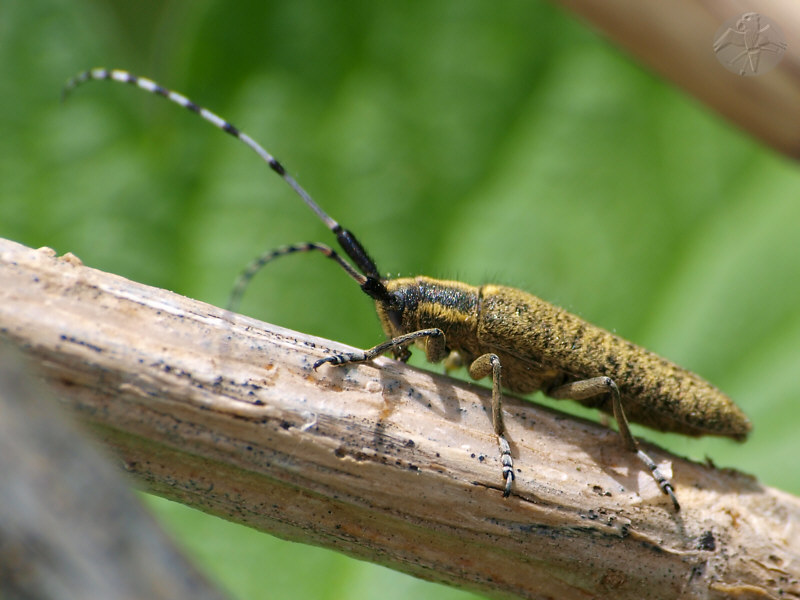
[477,284,751,440]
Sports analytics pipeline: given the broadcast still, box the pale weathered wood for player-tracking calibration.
[0,343,229,600]
[554,0,800,159]
[0,236,798,599]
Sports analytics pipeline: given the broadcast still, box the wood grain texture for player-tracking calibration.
[1,236,798,599]
[0,340,228,600]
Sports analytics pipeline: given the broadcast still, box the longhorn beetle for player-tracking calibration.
[63,68,752,511]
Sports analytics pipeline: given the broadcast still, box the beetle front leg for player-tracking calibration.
[548,377,680,511]
[313,328,446,369]
[469,354,514,497]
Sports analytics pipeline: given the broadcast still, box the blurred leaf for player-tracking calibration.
[3,0,799,598]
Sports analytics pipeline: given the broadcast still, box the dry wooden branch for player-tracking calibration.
[0,341,228,600]
[1,236,798,599]
[555,0,800,159]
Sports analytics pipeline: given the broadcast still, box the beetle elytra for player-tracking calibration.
[63,68,753,511]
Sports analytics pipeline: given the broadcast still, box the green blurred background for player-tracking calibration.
[2,0,800,598]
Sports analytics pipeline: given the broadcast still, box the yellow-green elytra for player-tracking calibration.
[64,69,752,512]
[379,277,748,440]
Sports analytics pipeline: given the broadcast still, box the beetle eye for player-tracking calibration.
[387,293,405,330]
[388,309,403,330]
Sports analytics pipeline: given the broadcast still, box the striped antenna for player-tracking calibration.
[226,242,364,311]
[62,68,385,289]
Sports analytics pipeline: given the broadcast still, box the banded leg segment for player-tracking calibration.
[319,344,516,496]
[469,354,514,497]
[313,328,446,370]
[548,377,680,511]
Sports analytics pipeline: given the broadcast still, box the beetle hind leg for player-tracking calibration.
[469,354,514,497]
[548,377,680,511]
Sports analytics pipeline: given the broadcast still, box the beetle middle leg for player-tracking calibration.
[315,336,515,496]
[548,377,680,511]
[469,353,514,497]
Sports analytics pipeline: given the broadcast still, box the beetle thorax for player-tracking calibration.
[376,276,481,344]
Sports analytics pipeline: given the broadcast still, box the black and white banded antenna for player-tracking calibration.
[62,68,391,309]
